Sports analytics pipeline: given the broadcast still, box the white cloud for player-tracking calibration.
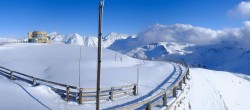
[243,21,250,27]
[136,22,250,48]
[137,24,223,45]
[229,1,250,18]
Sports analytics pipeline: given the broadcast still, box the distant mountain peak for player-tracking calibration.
[103,32,129,40]
[127,41,194,60]
[102,32,132,48]
[47,32,135,48]
[109,32,119,36]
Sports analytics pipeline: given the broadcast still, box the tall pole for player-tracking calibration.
[79,45,81,88]
[137,67,139,95]
[96,0,103,110]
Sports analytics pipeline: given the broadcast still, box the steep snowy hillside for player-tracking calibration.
[171,68,250,110]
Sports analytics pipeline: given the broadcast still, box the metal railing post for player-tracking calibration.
[133,84,138,96]
[10,70,13,80]
[163,92,167,106]
[110,87,114,100]
[32,78,36,86]
[146,101,151,110]
[183,76,186,84]
[79,88,83,104]
[179,81,183,91]
[66,86,70,102]
[173,87,177,97]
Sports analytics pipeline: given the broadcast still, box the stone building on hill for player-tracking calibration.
[28,31,51,43]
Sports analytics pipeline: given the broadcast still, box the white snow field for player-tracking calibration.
[171,68,250,110]
[0,43,183,110]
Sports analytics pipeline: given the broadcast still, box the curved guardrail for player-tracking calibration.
[0,66,138,104]
[115,61,190,110]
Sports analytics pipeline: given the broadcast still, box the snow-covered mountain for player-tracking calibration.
[102,32,134,48]
[127,42,193,59]
[47,32,134,48]
[111,22,250,75]
[126,41,250,75]
[47,32,65,43]
[48,32,98,46]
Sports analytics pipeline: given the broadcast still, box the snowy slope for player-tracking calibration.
[171,68,250,110]
[0,43,178,109]
[0,78,62,110]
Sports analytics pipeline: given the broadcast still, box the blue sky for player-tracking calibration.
[0,0,245,38]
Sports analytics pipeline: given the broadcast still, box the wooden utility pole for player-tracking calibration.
[96,0,104,110]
